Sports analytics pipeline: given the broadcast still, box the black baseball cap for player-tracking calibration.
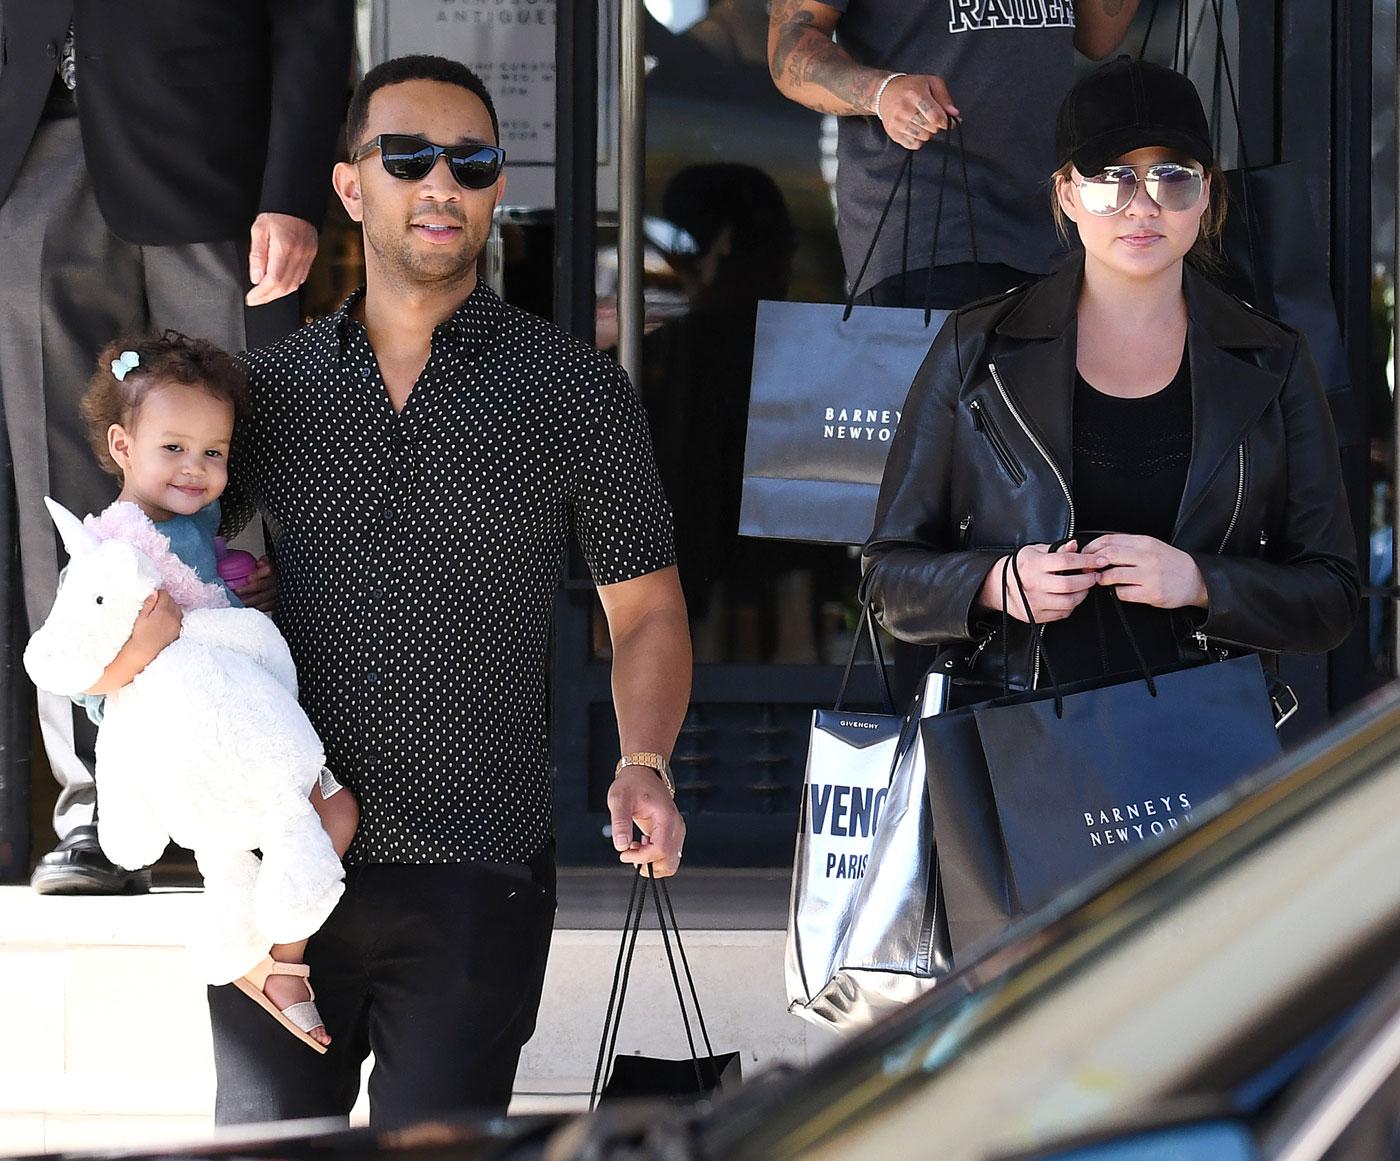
[1056,56,1214,176]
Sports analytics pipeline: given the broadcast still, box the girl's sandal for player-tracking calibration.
[233,956,329,1054]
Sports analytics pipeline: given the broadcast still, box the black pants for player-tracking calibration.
[859,261,1035,708]
[209,852,556,1131]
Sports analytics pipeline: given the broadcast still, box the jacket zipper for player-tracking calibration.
[1194,443,1248,657]
[989,362,1074,688]
[968,400,1027,486]
[1218,444,1246,554]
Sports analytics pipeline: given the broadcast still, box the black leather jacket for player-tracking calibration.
[861,258,1360,693]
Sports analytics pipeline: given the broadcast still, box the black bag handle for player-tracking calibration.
[1141,0,1246,161]
[834,598,895,714]
[1138,1,1262,303]
[843,120,982,324]
[998,546,1159,718]
[588,866,719,1111]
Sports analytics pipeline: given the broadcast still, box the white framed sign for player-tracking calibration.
[368,0,619,211]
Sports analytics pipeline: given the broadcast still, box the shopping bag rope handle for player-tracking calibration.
[834,597,895,714]
[1000,546,1159,718]
[842,120,981,324]
[1140,0,1261,299]
[588,866,718,1111]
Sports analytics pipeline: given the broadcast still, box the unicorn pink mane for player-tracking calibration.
[84,502,229,612]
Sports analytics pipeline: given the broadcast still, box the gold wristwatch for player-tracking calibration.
[615,752,676,798]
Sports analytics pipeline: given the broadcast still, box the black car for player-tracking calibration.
[21,682,1400,1161]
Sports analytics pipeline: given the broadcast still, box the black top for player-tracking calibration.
[227,285,676,864]
[1049,361,1193,682]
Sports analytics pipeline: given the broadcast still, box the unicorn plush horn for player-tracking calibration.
[45,495,100,559]
[23,498,163,696]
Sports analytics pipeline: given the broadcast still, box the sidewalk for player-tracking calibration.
[0,870,835,1156]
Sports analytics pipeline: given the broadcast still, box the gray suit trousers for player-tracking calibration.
[0,114,296,838]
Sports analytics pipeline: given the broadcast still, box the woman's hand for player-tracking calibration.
[978,541,1102,624]
[233,556,277,613]
[1082,533,1209,609]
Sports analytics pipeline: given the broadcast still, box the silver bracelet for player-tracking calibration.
[872,72,906,119]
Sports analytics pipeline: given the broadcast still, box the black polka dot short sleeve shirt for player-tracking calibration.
[228,285,676,864]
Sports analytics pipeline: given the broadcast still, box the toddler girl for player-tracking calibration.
[77,331,357,1051]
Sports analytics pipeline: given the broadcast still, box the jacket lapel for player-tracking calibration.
[991,259,1082,486]
[1172,268,1287,539]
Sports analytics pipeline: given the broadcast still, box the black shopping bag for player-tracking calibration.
[1220,164,1352,426]
[925,656,1280,959]
[1143,0,1353,437]
[924,560,1283,960]
[738,300,948,545]
[975,654,1280,915]
[592,870,741,1106]
[740,139,980,545]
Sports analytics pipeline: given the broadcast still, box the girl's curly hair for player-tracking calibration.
[82,330,249,477]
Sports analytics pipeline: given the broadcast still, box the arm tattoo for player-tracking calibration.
[771,11,816,81]
[772,12,881,114]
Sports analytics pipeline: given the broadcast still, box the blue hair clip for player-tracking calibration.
[111,350,140,382]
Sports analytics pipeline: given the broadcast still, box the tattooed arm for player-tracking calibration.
[767,0,959,151]
[1073,0,1141,59]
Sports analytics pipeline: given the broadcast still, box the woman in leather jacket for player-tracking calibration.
[861,58,1358,703]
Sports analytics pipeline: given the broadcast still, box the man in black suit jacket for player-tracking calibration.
[0,1,354,894]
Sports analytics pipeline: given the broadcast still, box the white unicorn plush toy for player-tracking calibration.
[23,497,344,985]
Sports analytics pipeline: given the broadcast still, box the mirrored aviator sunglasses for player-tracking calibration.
[1076,162,1205,216]
[355,133,505,190]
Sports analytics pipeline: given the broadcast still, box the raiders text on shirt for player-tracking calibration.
[226,284,675,864]
[947,0,1077,34]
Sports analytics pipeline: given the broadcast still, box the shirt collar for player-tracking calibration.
[329,281,508,358]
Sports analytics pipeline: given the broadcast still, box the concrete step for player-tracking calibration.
[0,873,836,1156]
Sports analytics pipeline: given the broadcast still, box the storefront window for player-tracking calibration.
[610,0,861,666]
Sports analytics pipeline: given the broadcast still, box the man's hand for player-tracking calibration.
[85,591,183,694]
[233,555,277,613]
[246,212,319,306]
[597,566,692,878]
[609,766,686,878]
[1083,533,1210,610]
[878,74,960,150]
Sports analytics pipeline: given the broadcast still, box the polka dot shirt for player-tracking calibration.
[226,284,676,864]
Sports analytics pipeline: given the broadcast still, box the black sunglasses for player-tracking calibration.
[352,134,505,190]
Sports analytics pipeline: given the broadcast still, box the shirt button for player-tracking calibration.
[381,507,397,524]
[366,670,381,685]
[46,41,59,60]
[360,365,373,381]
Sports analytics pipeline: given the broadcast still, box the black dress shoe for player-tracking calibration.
[30,825,152,895]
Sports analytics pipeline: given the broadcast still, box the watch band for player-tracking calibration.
[615,751,676,798]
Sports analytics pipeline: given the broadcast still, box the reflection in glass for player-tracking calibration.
[601,1,862,665]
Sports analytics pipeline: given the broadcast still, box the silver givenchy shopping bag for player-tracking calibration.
[785,705,903,1021]
[786,607,952,1031]
[826,669,951,1025]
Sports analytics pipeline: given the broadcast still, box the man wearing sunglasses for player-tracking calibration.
[0,1,353,895]
[206,55,691,1129]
